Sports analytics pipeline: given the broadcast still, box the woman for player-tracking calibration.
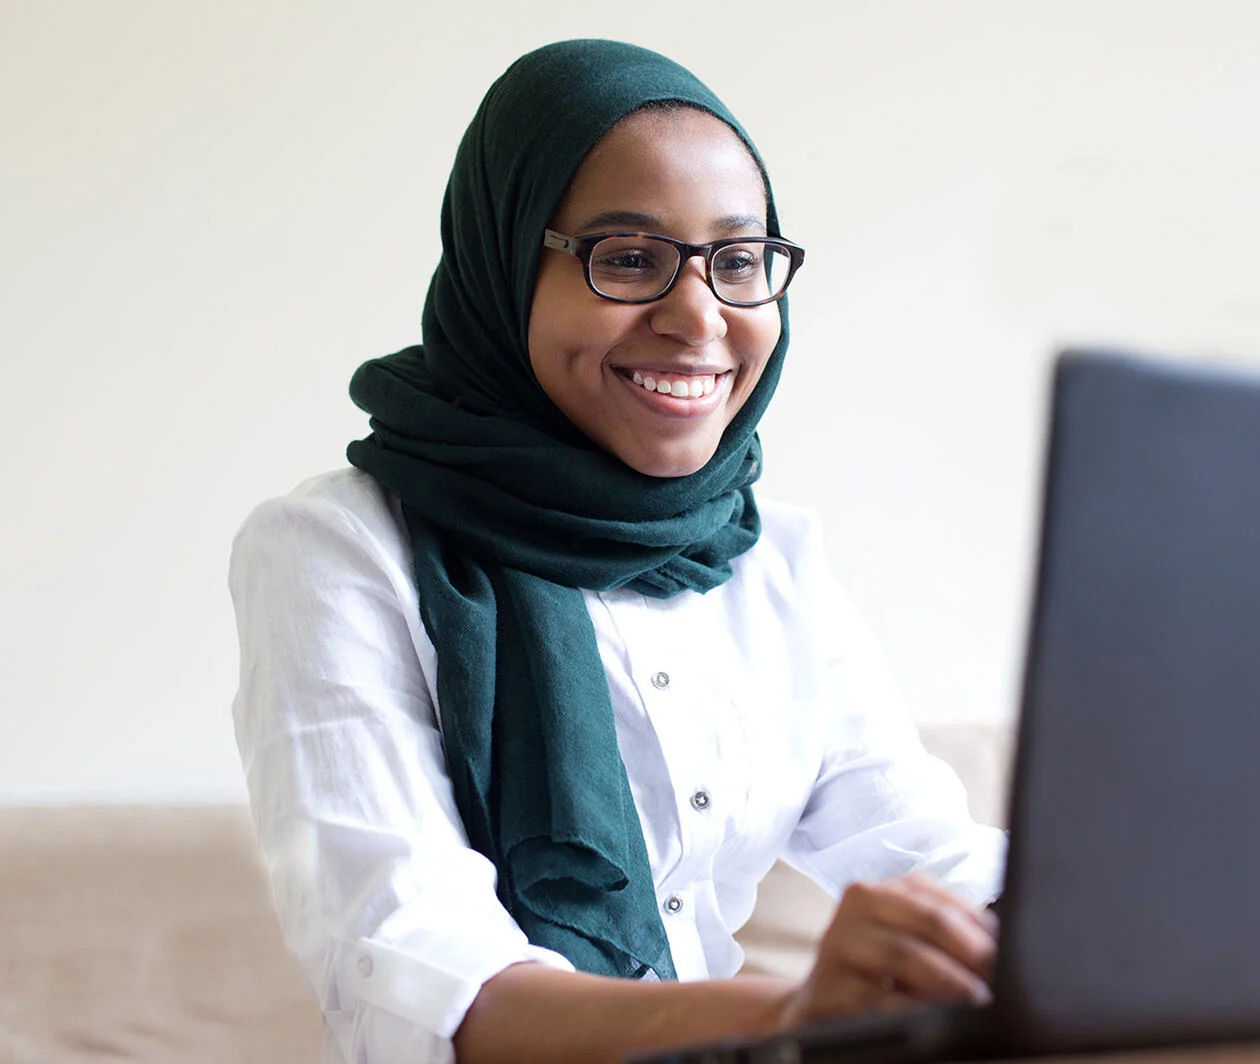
[230,39,1005,1064]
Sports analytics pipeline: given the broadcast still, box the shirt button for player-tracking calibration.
[663,894,684,915]
[651,671,670,689]
[357,954,374,978]
[690,790,711,811]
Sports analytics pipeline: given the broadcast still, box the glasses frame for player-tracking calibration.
[541,229,806,307]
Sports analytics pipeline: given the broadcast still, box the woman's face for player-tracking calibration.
[527,107,782,478]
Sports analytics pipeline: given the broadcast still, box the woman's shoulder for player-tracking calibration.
[231,468,410,572]
[716,495,839,616]
[754,495,825,546]
[743,495,828,573]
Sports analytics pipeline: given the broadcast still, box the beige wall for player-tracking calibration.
[2,1,1258,801]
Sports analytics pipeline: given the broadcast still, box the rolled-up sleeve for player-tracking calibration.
[229,482,574,1064]
[780,517,1008,910]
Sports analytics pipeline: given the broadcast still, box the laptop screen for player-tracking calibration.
[994,351,1260,1050]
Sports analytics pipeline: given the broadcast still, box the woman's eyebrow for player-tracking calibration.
[713,214,767,236]
[573,210,660,233]
[572,210,769,236]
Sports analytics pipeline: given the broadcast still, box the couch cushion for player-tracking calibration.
[0,805,320,1064]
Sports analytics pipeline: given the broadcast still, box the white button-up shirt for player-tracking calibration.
[230,469,1005,1064]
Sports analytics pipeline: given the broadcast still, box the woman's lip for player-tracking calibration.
[613,367,730,416]
[611,363,729,376]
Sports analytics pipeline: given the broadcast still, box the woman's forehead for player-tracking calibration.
[551,108,768,235]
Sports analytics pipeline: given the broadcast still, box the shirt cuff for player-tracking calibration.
[332,932,575,1043]
[917,825,1009,908]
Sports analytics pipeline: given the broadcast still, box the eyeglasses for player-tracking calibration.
[541,229,805,307]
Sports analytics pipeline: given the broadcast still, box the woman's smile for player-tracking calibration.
[614,364,725,407]
[630,371,716,399]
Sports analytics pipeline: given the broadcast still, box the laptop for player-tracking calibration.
[634,349,1260,1064]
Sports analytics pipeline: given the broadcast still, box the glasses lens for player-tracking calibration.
[587,236,680,300]
[711,241,794,305]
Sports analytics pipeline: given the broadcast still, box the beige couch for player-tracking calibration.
[0,724,1011,1064]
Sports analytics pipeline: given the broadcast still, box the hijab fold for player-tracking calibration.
[347,39,790,980]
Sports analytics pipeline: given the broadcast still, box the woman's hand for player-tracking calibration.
[776,872,998,1030]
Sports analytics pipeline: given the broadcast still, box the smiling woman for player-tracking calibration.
[228,38,1006,1064]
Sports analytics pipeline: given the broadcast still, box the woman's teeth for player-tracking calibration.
[630,371,717,398]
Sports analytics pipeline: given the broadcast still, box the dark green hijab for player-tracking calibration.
[347,39,790,980]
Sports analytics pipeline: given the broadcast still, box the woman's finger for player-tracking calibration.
[858,923,993,1006]
[816,900,990,1007]
[897,873,1000,939]
[852,876,998,980]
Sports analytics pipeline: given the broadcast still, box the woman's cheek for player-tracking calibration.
[736,307,782,378]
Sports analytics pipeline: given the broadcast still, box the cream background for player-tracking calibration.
[2,1,1257,801]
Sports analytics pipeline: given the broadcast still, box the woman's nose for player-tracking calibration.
[649,258,728,344]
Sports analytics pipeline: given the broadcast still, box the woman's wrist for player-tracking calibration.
[766,981,811,1035]
[731,975,807,1038]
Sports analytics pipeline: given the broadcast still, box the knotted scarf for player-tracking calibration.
[347,39,791,980]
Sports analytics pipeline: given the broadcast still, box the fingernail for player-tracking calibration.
[970,981,993,1007]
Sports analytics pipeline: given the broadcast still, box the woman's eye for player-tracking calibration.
[595,248,658,272]
[713,247,761,281]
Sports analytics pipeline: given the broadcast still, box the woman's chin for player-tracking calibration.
[615,441,720,479]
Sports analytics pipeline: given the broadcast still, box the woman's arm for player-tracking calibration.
[230,479,579,1062]
[455,964,789,1064]
[454,874,997,1064]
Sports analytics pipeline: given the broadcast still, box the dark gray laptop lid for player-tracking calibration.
[995,350,1260,1050]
